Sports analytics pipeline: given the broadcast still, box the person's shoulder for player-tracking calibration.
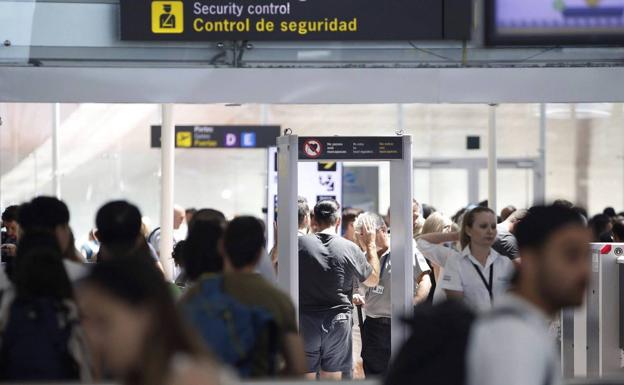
[473,303,543,343]
[298,234,319,246]
[336,236,360,251]
[493,250,515,269]
[471,314,528,351]
[63,260,91,281]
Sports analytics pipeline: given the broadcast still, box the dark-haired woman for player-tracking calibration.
[77,249,229,385]
[182,209,227,282]
[0,232,93,381]
[418,206,516,312]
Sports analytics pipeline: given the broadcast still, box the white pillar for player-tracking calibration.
[535,103,547,205]
[389,135,414,355]
[488,104,498,214]
[277,134,299,313]
[160,104,175,281]
[397,103,404,133]
[0,110,3,245]
[52,103,61,199]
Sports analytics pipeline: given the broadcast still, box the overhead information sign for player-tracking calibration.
[298,136,403,160]
[151,125,280,148]
[120,0,471,41]
[266,146,343,249]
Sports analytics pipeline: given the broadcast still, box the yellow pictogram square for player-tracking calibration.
[176,132,192,147]
[152,0,184,34]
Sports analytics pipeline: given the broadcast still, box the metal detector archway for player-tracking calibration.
[276,134,415,351]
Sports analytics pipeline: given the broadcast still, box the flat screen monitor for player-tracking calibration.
[486,0,624,45]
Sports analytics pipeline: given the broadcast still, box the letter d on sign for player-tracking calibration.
[225,133,238,147]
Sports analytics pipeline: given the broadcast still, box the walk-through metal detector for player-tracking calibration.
[561,243,624,378]
[276,134,414,352]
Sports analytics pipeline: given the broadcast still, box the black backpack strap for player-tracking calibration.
[147,227,161,244]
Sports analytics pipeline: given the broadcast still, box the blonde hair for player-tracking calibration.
[459,207,496,249]
[421,212,451,235]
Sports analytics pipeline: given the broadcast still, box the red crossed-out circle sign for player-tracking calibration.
[303,139,323,158]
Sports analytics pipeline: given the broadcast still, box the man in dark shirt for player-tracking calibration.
[299,200,380,380]
[493,209,527,263]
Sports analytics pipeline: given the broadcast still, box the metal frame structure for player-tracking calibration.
[276,134,414,352]
[2,67,624,104]
[562,244,624,379]
[412,157,545,206]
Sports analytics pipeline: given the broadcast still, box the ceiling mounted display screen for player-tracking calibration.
[486,0,624,45]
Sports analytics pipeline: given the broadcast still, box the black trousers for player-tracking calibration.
[361,317,391,377]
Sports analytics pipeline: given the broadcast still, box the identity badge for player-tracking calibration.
[372,285,385,295]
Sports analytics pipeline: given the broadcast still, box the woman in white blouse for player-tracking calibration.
[417,206,516,312]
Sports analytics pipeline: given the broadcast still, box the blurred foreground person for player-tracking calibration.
[0,205,19,260]
[184,216,305,377]
[0,232,93,381]
[18,196,88,281]
[182,208,227,283]
[78,251,229,385]
[467,205,590,385]
[95,201,164,270]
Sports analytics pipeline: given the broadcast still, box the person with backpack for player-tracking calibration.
[298,200,380,380]
[0,231,93,381]
[467,205,590,385]
[417,206,516,312]
[77,248,228,385]
[181,216,305,378]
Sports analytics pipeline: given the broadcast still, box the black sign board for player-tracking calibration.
[298,137,403,160]
[466,136,481,150]
[120,0,471,41]
[151,125,280,148]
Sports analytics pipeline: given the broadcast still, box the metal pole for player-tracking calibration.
[397,104,404,134]
[488,104,498,214]
[160,104,175,281]
[277,134,299,313]
[0,111,3,246]
[52,103,61,199]
[535,103,547,205]
[389,135,414,355]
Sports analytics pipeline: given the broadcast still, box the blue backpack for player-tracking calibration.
[0,298,79,381]
[182,275,278,378]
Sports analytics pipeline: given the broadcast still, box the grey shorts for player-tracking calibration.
[300,310,353,373]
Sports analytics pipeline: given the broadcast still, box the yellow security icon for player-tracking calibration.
[152,0,184,34]
[176,131,192,147]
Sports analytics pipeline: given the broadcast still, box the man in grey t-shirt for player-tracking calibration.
[299,200,381,380]
[352,212,431,377]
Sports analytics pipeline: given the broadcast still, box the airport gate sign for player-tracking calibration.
[150,125,280,148]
